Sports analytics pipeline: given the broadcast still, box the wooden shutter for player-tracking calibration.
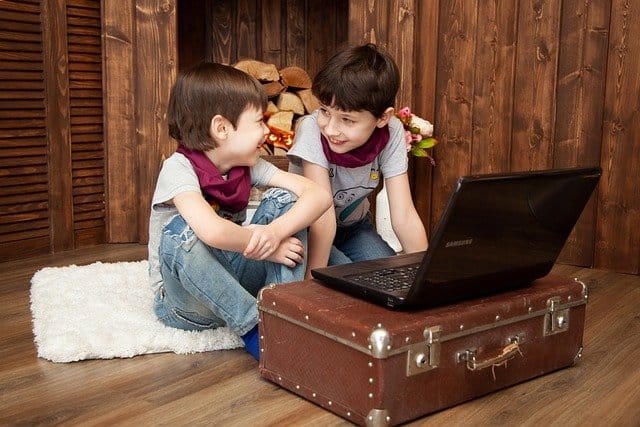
[0,0,50,259]
[0,0,105,262]
[67,0,105,246]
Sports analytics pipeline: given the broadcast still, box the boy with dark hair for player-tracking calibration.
[149,63,332,359]
[287,43,428,275]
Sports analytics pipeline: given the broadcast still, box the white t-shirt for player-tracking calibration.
[147,153,277,291]
[287,112,408,226]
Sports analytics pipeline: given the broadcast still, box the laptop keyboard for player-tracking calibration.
[345,264,420,292]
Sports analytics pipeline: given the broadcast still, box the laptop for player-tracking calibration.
[311,166,602,309]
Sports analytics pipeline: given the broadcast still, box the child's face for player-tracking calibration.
[317,104,384,154]
[226,106,269,166]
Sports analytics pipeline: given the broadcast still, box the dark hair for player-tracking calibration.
[312,43,400,117]
[167,62,267,151]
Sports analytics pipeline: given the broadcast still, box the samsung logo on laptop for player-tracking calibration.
[445,238,473,248]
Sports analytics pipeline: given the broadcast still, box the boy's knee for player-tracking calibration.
[261,187,297,206]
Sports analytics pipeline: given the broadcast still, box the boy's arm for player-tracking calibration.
[173,190,254,252]
[385,173,428,253]
[298,161,336,278]
[260,167,332,246]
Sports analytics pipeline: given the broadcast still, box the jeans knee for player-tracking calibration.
[252,188,297,223]
[161,214,198,254]
[262,187,297,206]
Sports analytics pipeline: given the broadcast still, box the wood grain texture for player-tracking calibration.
[284,0,306,67]
[432,0,478,226]
[260,0,283,67]
[236,0,258,60]
[177,0,207,70]
[208,0,235,64]
[42,0,74,252]
[595,0,640,274]
[411,1,439,232]
[554,0,610,267]
[134,0,177,244]
[0,246,638,425]
[348,0,389,46]
[471,0,517,175]
[511,0,562,171]
[389,0,415,110]
[103,0,137,242]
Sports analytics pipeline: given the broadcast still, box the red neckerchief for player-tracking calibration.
[320,125,390,168]
[176,145,250,213]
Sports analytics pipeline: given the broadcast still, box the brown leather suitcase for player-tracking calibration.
[257,274,587,426]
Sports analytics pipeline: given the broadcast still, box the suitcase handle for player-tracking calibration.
[460,338,523,374]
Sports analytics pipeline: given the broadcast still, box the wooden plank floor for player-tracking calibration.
[1,244,639,426]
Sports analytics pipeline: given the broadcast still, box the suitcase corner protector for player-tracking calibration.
[365,408,390,427]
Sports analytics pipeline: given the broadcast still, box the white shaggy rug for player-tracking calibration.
[30,260,242,363]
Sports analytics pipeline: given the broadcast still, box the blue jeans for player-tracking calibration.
[154,188,306,336]
[328,215,396,265]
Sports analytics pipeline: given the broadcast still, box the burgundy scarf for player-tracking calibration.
[176,145,251,213]
[320,125,390,168]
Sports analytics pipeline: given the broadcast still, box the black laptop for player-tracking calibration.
[311,166,602,309]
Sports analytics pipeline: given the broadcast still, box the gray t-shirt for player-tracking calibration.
[287,112,407,226]
[147,153,277,291]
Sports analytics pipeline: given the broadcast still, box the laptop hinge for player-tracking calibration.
[406,326,441,376]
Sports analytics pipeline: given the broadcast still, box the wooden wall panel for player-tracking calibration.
[103,0,137,242]
[236,0,258,60]
[307,0,349,77]
[349,0,389,45]
[596,0,640,274]
[207,0,234,65]
[554,0,610,266]
[134,0,177,244]
[183,0,348,77]
[260,0,283,66]
[388,0,415,110]
[471,0,518,175]
[411,1,439,231]
[431,0,478,226]
[177,0,207,73]
[511,0,562,172]
[42,0,74,252]
[284,0,306,67]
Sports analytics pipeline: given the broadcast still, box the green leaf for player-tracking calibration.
[416,137,437,149]
[410,147,428,157]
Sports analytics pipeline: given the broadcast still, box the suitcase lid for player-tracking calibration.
[258,274,586,359]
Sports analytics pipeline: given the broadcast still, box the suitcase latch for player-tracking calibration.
[406,326,441,376]
[544,296,570,336]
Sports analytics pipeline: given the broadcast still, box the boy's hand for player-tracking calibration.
[265,237,304,267]
[243,224,280,259]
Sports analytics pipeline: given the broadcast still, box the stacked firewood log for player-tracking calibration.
[234,60,319,155]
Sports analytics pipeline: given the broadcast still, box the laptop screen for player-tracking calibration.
[416,167,601,288]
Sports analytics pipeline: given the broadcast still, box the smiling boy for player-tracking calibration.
[148,63,331,359]
[287,44,428,276]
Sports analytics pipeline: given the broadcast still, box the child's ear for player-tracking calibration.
[209,115,230,140]
[376,107,395,128]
